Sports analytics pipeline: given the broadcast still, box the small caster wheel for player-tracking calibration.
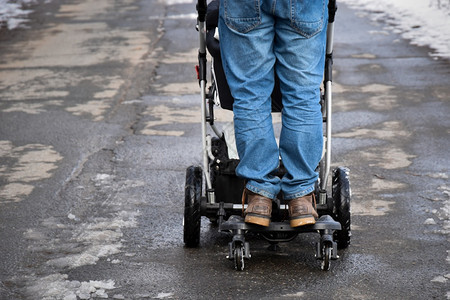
[234,243,245,271]
[321,243,332,271]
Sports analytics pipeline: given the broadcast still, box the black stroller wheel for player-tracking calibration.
[321,243,332,271]
[332,167,351,249]
[184,166,202,247]
[234,243,245,271]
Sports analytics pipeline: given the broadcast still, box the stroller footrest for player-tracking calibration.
[220,215,341,233]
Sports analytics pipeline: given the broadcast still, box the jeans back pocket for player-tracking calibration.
[224,0,261,33]
[291,0,326,38]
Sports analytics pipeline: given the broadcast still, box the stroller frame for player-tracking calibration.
[185,0,351,271]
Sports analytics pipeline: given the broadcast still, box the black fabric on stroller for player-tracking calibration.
[205,0,283,112]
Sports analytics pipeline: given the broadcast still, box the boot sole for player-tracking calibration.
[245,214,270,227]
[290,215,316,227]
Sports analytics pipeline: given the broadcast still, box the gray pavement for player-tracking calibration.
[0,0,449,299]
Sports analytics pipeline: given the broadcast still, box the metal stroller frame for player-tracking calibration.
[185,0,351,271]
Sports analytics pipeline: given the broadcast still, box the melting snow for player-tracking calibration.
[156,292,174,299]
[26,274,117,300]
[2,0,448,59]
[340,0,450,59]
[0,0,37,29]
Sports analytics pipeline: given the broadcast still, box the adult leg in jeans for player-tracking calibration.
[219,0,280,202]
[274,0,328,226]
[275,1,328,198]
[219,0,279,226]
[219,0,328,226]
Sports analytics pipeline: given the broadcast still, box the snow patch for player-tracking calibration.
[424,218,437,225]
[283,291,305,297]
[26,273,116,300]
[44,211,138,269]
[0,0,37,29]
[156,292,174,299]
[431,275,447,283]
[340,0,450,59]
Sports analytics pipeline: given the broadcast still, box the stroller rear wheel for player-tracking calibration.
[184,166,202,247]
[332,167,351,249]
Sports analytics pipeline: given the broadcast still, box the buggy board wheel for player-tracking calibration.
[332,167,351,249]
[183,166,202,247]
[321,243,332,271]
[234,243,245,271]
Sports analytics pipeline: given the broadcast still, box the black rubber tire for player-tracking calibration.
[321,243,332,271]
[183,166,202,248]
[332,167,351,249]
[234,244,245,271]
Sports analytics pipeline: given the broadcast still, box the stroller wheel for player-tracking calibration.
[332,167,351,249]
[234,243,245,271]
[321,243,332,271]
[183,166,202,247]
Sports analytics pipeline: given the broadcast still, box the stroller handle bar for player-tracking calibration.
[197,0,207,22]
[328,0,337,23]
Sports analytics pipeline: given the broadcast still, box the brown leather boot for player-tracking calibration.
[288,193,318,227]
[243,189,272,227]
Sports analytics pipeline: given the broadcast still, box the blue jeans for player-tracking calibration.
[219,0,328,200]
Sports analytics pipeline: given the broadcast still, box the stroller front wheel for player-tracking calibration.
[321,243,332,271]
[234,243,245,271]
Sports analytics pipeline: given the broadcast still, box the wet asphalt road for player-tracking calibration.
[0,0,449,299]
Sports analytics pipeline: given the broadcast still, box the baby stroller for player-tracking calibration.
[184,0,351,271]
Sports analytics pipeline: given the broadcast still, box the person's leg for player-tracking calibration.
[274,0,328,225]
[219,0,280,200]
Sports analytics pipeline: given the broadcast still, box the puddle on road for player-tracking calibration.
[0,141,63,203]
